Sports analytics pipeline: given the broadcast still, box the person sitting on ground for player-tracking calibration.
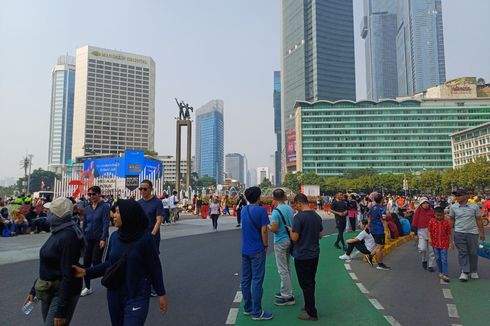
[428,207,453,282]
[339,219,376,263]
[367,194,391,270]
[1,207,13,236]
[12,208,29,235]
[384,214,400,240]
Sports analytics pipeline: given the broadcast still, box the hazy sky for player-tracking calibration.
[0,0,489,180]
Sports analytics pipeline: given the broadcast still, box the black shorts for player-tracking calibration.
[372,234,385,245]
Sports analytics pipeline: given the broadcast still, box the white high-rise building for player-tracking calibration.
[256,167,270,185]
[157,155,195,184]
[72,46,156,159]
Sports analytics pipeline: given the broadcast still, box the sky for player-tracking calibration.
[0,0,489,181]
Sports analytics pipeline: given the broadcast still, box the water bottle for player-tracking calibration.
[22,297,38,315]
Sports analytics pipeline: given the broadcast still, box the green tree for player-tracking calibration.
[196,176,217,188]
[418,170,442,193]
[16,168,59,194]
[301,172,325,187]
[143,150,159,156]
[258,178,273,191]
[281,172,301,193]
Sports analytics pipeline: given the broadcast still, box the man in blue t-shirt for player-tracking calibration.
[241,187,273,321]
[269,188,295,306]
[368,194,391,270]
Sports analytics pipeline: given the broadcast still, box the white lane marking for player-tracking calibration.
[384,315,402,326]
[369,298,384,310]
[442,288,453,299]
[233,291,242,303]
[447,304,460,318]
[356,283,369,294]
[344,264,351,270]
[225,308,239,325]
[349,272,358,280]
[451,324,462,326]
[440,279,449,285]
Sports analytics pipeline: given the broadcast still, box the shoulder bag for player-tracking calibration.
[273,208,294,252]
[101,242,135,290]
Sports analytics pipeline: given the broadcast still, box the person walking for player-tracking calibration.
[449,189,485,281]
[428,207,453,282]
[208,197,221,231]
[81,186,110,297]
[73,200,167,326]
[269,188,295,306]
[169,191,179,223]
[161,193,171,224]
[347,194,358,232]
[289,193,323,321]
[235,194,247,227]
[241,186,273,321]
[24,197,84,326]
[412,197,436,272]
[330,192,348,250]
[368,194,391,270]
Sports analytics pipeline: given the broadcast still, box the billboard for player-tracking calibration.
[82,151,162,178]
[286,128,296,166]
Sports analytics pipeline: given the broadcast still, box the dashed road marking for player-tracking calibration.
[225,308,239,325]
[344,263,351,270]
[369,298,384,310]
[356,283,369,294]
[349,272,358,280]
[447,304,460,318]
[442,288,453,299]
[233,291,242,303]
[384,315,402,326]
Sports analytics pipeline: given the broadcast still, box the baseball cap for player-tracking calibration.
[44,197,73,218]
[452,189,468,196]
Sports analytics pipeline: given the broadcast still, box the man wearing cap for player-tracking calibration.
[412,197,436,272]
[449,189,485,281]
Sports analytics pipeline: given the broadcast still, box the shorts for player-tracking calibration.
[372,234,385,245]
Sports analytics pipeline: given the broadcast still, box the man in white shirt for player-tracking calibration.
[168,191,179,223]
[339,219,375,264]
[161,193,171,224]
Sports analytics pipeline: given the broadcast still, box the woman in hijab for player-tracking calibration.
[23,197,84,326]
[73,200,168,326]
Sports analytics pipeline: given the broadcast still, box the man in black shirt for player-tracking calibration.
[288,193,324,321]
[330,192,348,250]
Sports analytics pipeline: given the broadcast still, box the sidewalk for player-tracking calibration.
[235,234,389,325]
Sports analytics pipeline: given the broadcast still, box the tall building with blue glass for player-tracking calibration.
[273,71,281,185]
[48,55,76,166]
[281,0,356,172]
[397,0,446,96]
[195,100,224,184]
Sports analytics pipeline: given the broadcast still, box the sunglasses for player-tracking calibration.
[139,187,149,191]
[88,193,99,196]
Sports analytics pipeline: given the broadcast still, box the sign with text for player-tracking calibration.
[125,175,140,191]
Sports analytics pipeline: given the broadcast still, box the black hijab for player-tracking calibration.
[116,200,149,242]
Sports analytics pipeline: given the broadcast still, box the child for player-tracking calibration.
[339,219,376,263]
[428,206,453,282]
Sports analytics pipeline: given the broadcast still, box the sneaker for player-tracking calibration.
[274,293,283,299]
[376,263,391,270]
[252,311,273,321]
[422,261,428,270]
[298,312,318,321]
[275,297,295,306]
[243,311,252,316]
[459,272,469,282]
[338,254,351,260]
[236,224,241,227]
[366,255,374,267]
[427,267,435,273]
[470,272,479,279]
[80,288,93,297]
[150,290,158,297]
[442,275,450,282]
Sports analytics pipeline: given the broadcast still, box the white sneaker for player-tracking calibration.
[339,254,351,260]
[80,288,93,297]
[470,272,479,279]
[459,272,469,282]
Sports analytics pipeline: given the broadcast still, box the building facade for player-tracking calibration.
[295,97,490,176]
[225,153,245,184]
[72,46,156,159]
[273,71,282,184]
[281,0,356,173]
[396,0,446,96]
[451,122,490,169]
[361,0,398,100]
[48,55,76,166]
[195,100,224,184]
[256,167,270,185]
[157,155,195,184]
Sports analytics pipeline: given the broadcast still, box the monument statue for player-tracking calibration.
[175,98,193,120]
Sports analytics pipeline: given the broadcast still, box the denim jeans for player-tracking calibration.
[241,250,266,317]
[433,247,448,275]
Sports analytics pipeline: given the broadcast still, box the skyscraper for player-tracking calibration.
[195,100,224,184]
[225,153,245,184]
[396,0,446,96]
[48,55,76,166]
[281,0,356,172]
[71,46,156,159]
[273,71,282,184]
[361,0,399,100]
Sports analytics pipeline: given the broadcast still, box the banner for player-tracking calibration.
[125,175,140,191]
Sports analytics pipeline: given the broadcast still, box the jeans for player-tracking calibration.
[41,295,79,325]
[417,229,436,268]
[13,221,29,234]
[107,285,150,326]
[162,209,170,223]
[433,248,448,276]
[335,216,346,247]
[236,209,242,225]
[83,239,105,289]
[241,250,266,317]
[348,217,356,232]
[454,232,479,274]
[295,257,319,318]
[210,214,219,230]
[346,240,371,256]
[274,240,293,298]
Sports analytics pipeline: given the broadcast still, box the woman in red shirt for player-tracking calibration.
[428,207,453,282]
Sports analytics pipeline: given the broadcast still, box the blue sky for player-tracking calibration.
[0,0,489,180]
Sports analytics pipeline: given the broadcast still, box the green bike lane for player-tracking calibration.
[235,233,389,326]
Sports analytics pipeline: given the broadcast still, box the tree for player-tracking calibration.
[196,176,216,188]
[302,172,325,186]
[16,168,59,194]
[143,149,159,157]
[258,178,273,191]
[281,172,301,193]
